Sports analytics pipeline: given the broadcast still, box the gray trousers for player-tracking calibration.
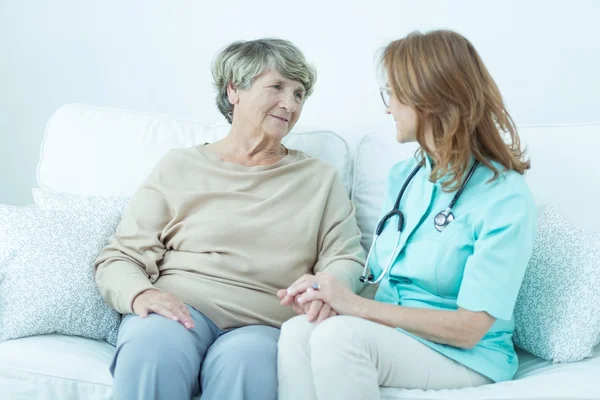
[110,305,280,400]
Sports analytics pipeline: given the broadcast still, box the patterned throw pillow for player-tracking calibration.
[0,205,121,345]
[513,205,600,362]
[32,188,130,213]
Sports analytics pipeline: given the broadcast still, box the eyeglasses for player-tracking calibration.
[379,87,390,107]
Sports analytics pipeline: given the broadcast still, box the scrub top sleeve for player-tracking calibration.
[456,191,537,321]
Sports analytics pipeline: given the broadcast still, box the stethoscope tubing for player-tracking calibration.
[360,159,479,285]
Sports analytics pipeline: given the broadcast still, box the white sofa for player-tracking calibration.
[1,103,599,400]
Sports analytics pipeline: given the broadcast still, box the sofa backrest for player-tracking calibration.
[352,123,600,251]
[38,104,600,253]
[37,103,352,196]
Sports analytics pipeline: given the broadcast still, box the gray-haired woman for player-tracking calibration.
[94,38,365,400]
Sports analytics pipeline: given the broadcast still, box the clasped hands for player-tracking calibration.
[277,272,364,324]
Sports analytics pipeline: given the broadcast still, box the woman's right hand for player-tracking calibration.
[132,289,195,329]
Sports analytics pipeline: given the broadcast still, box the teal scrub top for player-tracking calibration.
[369,155,537,383]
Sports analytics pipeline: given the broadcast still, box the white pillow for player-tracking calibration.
[0,205,121,345]
[32,188,130,213]
[513,205,600,362]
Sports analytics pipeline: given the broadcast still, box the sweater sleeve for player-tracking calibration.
[94,151,176,314]
[313,172,366,293]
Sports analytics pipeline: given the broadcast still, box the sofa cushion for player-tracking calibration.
[0,334,194,400]
[513,205,600,362]
[0,334,598,400]
[379,345,600,399]
[0,335,114,400]
[37,103,352,197]
[0,205,121,345]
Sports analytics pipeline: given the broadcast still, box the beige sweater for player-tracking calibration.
[94,145,365,329]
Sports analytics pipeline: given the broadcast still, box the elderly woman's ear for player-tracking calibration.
[226,82,239,105]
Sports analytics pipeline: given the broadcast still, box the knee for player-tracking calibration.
[116,314,193,364]
[220,326,280,369]
[279,315,315,350]
[278,315,315,372]
[112,315,202,398]
[309,316,359,357]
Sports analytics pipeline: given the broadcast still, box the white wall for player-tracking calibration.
[1,0,599,205]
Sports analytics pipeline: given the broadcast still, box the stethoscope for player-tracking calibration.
[359,159,479,285]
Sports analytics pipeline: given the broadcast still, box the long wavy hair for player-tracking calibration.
[380,30,530,191]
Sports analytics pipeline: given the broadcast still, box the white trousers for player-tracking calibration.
[277,315,493,400]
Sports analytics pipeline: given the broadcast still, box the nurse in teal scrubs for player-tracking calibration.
[277,29,537,400]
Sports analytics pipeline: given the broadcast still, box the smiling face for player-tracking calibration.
[228,69,306,140]
[382,86,419,144]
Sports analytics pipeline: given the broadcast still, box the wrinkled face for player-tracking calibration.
[229,69,306,140]
[382,86,418,144]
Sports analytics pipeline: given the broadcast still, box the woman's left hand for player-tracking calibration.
[285,272,365,317]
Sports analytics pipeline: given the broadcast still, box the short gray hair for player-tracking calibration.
[212,38,317,123]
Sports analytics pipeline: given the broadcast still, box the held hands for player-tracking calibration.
[132,289,195,329]
[278,272,365,320]
[277,289,337,323]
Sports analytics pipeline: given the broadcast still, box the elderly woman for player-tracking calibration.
[94,38,365,400]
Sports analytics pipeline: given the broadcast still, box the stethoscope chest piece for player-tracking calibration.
[434,209,454,232]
